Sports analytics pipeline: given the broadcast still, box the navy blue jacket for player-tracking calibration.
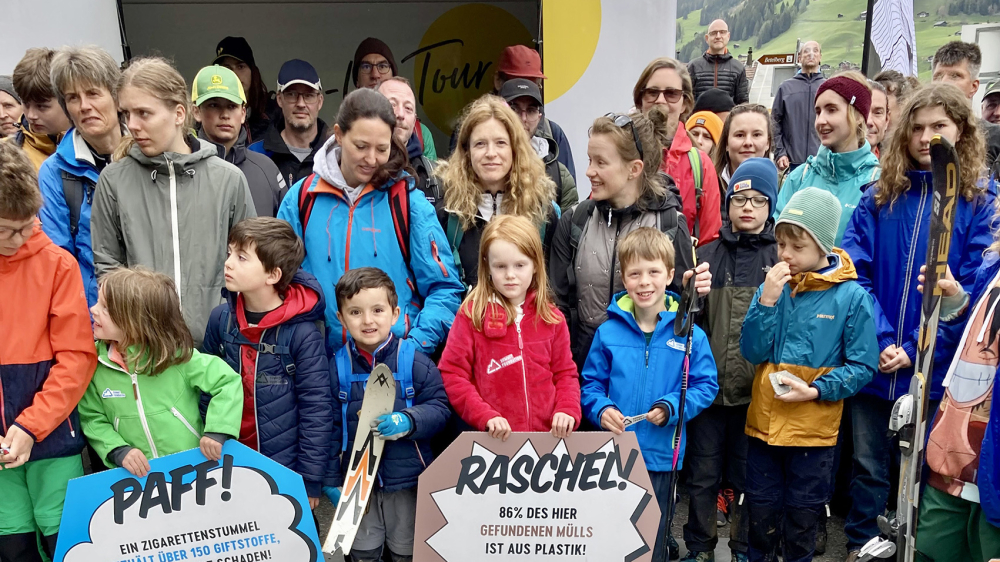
[203,270,332,497]
[325,335,450,493]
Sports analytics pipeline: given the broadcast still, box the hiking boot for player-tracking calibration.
[731,552,748,562]
[668,535,680,560]
[845,550,861,562]
[679,551,715,562]
[717,488,734,525]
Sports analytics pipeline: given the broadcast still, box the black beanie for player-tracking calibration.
[353,37,398,87]
[693,88,735,114]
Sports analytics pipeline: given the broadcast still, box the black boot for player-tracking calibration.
[0,532,44,562]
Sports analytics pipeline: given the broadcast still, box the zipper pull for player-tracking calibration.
[645,348,649,368]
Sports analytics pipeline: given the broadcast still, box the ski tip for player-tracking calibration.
[370,364,394,388]
[322,548,346,561]
[929,134,957,156]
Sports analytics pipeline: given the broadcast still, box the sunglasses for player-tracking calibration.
[641,87,684,104]
[605,113,644,161]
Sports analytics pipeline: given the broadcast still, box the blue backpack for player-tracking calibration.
[334,339,415,452]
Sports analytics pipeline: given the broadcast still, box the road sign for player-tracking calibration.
[758,53,796,65]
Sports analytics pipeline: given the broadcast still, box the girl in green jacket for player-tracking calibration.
[78,267,243,477]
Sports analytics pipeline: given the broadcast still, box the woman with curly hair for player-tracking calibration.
[435,95,559,290]
[840,81,997,560]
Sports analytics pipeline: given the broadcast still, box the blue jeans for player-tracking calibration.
[845,393,897,550]
[746,439,835,562]
[649,470,677,562]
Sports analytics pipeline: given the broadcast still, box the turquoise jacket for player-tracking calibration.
[774,142,881,245]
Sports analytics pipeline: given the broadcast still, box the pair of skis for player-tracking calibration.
[860,136,959,562]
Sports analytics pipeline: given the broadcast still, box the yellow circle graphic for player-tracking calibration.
[407,3,534,136]
[542,0,602,102]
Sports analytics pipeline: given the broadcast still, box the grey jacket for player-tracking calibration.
[91,135,256,346]
[199,126,286,217]
[772,72,826,165]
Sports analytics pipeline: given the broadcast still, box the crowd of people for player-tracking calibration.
[1,21,1000,562]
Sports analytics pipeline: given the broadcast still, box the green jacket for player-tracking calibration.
[78,341,243,467]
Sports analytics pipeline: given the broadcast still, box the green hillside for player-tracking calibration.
[677,0,997,80]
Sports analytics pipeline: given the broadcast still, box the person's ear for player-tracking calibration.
[175,104,186,127]
[317,93,324,112]
[192,105,202,124]
[266,266,282,287]
[239,105,247,125]
[391,306,400,326]
[333,123,343,144]
[629,159,644,179]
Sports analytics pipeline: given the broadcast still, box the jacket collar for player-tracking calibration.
[719,220,776,248]
[350,332,398,370]
[808,142,880,182]
[606,290,680,333]
[126,134,217,174]
[199,125,249,165]
[261,118,328,156]
[15,118,61,154]
[788,248,858,296]
[703,50,733,62]
[0,225,47,270]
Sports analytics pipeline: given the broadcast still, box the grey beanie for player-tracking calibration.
[775,187,842,253]
[0,76,20,104]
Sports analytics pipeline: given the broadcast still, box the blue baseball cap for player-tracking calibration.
[277,59,321,93]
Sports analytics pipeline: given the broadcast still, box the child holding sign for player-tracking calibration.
[580,227,719,562]
[0,142,97,562]
[325,267,450,562]
[78,268,243,477]
[439,215,581,441]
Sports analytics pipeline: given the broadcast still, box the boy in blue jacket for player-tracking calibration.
[203,217,333,509]
[741,187,878,562]
[325,267,450,562]
[581,227,719,562]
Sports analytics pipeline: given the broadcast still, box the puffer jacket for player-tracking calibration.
[276,138,463,354]
[202,270,332,497]
[842,171,995,401]
[662,122,722,245]
[581,292,718,471]
[325,335,450,492]
[199,125,286,217]
[7,118,60,170]
[774,142,881,245]
[78,342,243,467]
[688,51,750,105]
[772,72,826,166]
[697,220,779,406]
[0,226,97,462]
[550,186,696,368]
[248,119,329,188]
[439,292,581,432]
[91,135,256,347]
[37,128,102,305]
[740,249,878,447]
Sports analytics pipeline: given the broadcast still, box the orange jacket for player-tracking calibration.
[0,226,96,460]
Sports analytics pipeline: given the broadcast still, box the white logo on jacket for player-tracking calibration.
[487,354,523,374]
[666,339,686,351]
[101,388,126,398]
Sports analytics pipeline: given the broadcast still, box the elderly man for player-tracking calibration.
[688,19,749,105]
[0,76,22,138]
[772,41,825,171]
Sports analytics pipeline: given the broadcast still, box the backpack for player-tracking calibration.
[215,306,325,380]
[412,155,443,206]
[444,202,560,288]
[297,173,420,300]
[545,159,563,203]
[61,171,96,243]
[686,147,703,241]
[334,338,415,452]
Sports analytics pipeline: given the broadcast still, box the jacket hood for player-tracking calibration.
[606,290,680,329]
[788,247,858,295]
[127,134,218,173]
[532,128,559,165]
[50,128,101,180]
[313,139,356,191]
[1,226,48,267]
[807,142,880,183]
[261,118,328,156]
[666,122,694,156]
[703,50,733,62]
[719,219,776,248]
[199,124,249,166]
[224,269,326,333]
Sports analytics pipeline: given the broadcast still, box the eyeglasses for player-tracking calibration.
[0,218,36,241]
[641,87,684,104]
[512,105,541,119]
[708,29,729,37]
[605,113,644,161]
[280,91,320,104]
[359,62,392,74]
[730,194,769,208]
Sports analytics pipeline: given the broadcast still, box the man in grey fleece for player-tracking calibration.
[772,41,825,172]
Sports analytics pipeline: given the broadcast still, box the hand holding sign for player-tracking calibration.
[487,417,512,441]
[550,413,574,439]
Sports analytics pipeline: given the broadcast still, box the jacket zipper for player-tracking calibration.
[892,179,929,397]
[415,442,427,468]
[131,371,159,458]
[166,159,183,310]
[67,417,76,438]
[114,417,120,432]
[515,314,530,426]
[608,214,622,307]
[253,329,264,450]
[171,407,200,438]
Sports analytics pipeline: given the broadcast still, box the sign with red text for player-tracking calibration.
[414,432,660,562]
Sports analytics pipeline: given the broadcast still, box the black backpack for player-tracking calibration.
[61,172,96,244]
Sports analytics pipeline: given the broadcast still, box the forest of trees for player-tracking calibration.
[946,0,1000,16]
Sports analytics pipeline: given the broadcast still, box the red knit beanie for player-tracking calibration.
[816,76,872,119]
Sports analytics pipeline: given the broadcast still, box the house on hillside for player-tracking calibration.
[934,21,948,27]
[858,11,867,20]
[917,11,929,17]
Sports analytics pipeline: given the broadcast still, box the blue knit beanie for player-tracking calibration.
[726,157,779,216]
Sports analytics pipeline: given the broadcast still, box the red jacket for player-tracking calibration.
[0,226,96,460]
[661,122,722,246]
[439,292,581,432]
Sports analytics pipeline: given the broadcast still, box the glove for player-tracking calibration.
[371,412,413,441]
[323,486,341,507]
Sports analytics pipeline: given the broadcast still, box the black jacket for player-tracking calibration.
[772,72,826,165]
[248,118,329,188]
[696,221,778,406]
[688,51,750,105]
[200,126,286,217]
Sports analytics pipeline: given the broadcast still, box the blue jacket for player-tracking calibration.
[580,292,718,472]
[276,170,463,355]
[842,171,995,401]
[774,142,881,245]
[741,250,878,446]
[325,335,450,492]
[37,129,100,306]
[202,270,332,497]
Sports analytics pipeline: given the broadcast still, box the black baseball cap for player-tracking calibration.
[277,59,322,93]
[214,37,256,67]
[500,78,543,107]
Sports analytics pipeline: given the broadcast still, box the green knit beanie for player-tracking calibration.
[775,187,842,253]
